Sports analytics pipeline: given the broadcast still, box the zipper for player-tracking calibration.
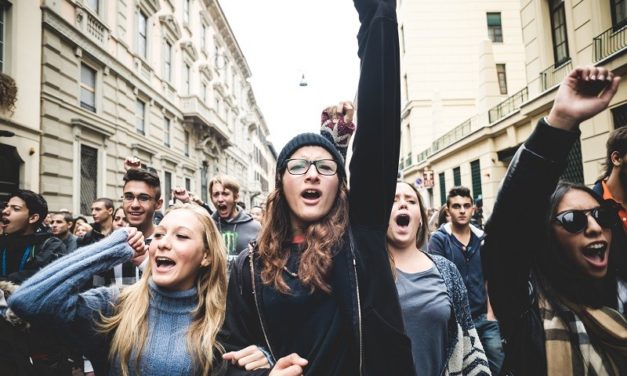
[349,230,364,376]
[248,247,276,362]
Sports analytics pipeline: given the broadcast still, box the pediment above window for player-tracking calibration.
[180,40,198,61]
[159,14,182,40]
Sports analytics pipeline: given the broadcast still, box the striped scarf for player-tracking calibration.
[539,293,627,375]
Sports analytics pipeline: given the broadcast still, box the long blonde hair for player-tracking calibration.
[98,204,228,376]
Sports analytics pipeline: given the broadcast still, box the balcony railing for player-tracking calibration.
[180,96,230,140]
[432,116,477,153]
[540,60,572,91]
[594,25,627,62]
[488,87,528,124]
[415,147,432,165]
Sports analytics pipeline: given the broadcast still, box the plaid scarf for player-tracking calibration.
[539,292,627,375]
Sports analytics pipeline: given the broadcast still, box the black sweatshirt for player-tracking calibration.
[219,1,415,375]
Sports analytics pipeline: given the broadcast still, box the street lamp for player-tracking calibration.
[299,74,308,87]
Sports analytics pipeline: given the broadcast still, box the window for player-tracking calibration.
[183,64,190,95]
[85,0,99,13]
[496,64,508,95]
[0,6,4,72]
[611,102,627,129]
[201,162,208,203]
[400,25,406,54]
[403,74,409,102]
[611,0,627,30]
[201,24,207,51]
[202,82,207,102]
[164,117,171,147]
[453,167,461,186]
[80,63,97,112]
[487,12,503,43]
[470,160,482,199]
[549,0,569,66]
[185,177,191,191]
[183,0,190,25]
[165,171,172,207]
[137,11,148,58]
[163,40,172,81]
[135,100,145,135]
[439,172,446,206]
[80,145,98,215]
[184,130,190,156]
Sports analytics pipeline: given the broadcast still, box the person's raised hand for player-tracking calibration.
[341,101,355,124]
[124,157,142,171]
[268,353,308,376]
[125,227,146,259]
[172,187,191,203]
[222,345,271,370]
[547,66,620,131]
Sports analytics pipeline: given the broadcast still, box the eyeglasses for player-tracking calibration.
[121,193,154,203]
[285,159,338,176]
[552,206,618,234]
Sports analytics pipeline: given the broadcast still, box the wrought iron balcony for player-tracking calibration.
[594,25,627,62]
[415,147,432,165]
[488,87,528,124]
[540,60,572,92]
[432,116,476,153]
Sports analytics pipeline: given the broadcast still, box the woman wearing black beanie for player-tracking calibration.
[219,0,415,375]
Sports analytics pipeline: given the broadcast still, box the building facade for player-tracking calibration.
[2,0,276,214]
[0,0,43,202]
[398,0,527,209]
[400,0,627,215]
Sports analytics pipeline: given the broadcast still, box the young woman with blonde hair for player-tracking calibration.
[8,204,285,375]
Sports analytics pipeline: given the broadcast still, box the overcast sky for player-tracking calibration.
[220,0,361,152]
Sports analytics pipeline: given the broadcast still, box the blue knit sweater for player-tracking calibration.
[8,229,199,375]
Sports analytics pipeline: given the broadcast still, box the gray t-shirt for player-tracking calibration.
[396,266,452,376]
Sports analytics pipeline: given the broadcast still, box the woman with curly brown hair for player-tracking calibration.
[219,0,415,375]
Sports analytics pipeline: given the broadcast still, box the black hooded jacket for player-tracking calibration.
[219,1,415,375]
[0,232,67,284]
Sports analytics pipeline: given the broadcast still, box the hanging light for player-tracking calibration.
[299,74,308,87]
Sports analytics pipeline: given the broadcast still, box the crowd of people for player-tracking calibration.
[1,0,626,375]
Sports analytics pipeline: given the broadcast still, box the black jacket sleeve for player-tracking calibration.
[219,252,272,376]
[349,1,415,375]
[8,237,67,284]
[483,119,579,335]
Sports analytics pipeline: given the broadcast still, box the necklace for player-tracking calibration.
[282,265,298,278]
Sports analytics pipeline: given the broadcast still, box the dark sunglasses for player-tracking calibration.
[552,206,618,234]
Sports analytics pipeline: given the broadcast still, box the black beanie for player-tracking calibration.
[276,133,346,180]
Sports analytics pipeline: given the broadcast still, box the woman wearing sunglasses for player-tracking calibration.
[219,0,416,375]
[483,66,626,375]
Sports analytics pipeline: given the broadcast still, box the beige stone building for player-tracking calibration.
[1,0,276,215]
[0,0,43,202]
[398,0,527,209]
[400,0,627,215]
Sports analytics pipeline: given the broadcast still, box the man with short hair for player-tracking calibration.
[428,186,504,375]
[50,211,78,253]
[0,190,67,283]
[122,168,163,239]
[78,197,114,247]
[593,126,627,304]
[594,126,627,231]
[209,175,260,257]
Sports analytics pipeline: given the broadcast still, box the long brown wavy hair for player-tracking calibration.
[258,175,349,294]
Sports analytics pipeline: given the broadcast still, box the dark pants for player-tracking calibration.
[474,314,505,376]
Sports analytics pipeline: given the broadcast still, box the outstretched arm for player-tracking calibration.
[349,0,401,228]
[484,66,619,328]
